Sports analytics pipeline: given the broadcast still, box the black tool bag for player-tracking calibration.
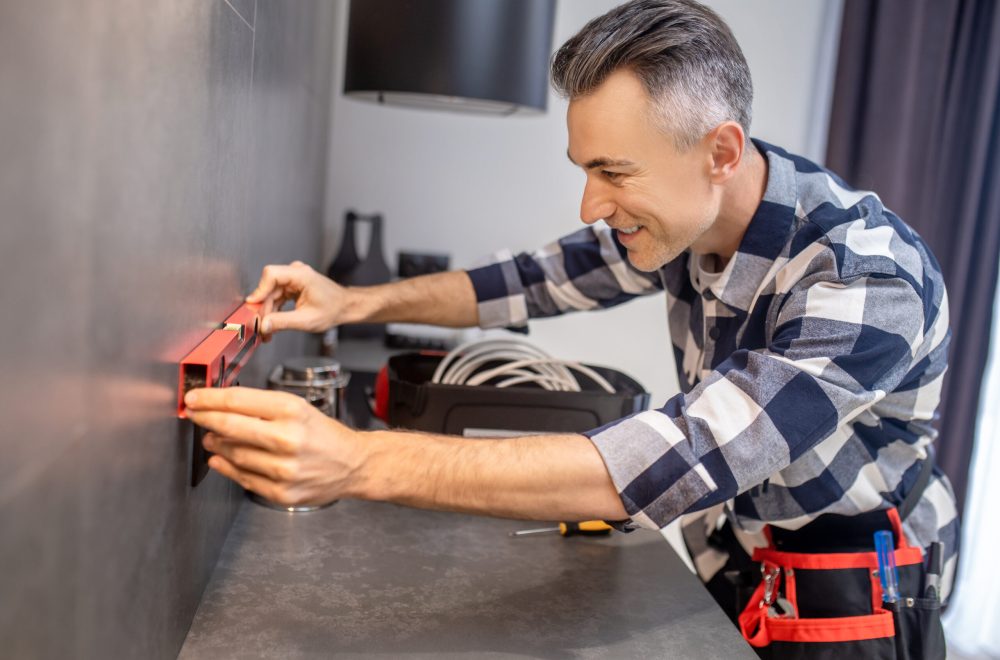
[717,460,945,659]
[736,507,944,659]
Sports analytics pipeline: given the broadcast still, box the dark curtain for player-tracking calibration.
[827,0,1000,515]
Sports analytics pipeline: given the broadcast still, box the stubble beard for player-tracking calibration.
[626,241,683,272]
[626,218,714,272]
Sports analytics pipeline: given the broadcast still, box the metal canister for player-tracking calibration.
[267,356,350,422]
[250,356,351,513]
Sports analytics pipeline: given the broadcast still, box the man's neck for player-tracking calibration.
[711,146,769,266]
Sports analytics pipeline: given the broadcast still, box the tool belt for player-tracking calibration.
[715,458,946,659]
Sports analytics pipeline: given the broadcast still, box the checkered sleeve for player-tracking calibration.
[586,270,932,531]
[464,226,663,330]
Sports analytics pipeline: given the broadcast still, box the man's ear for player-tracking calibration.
[707,121,745,184]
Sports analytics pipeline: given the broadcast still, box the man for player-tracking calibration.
[185,0,958,644]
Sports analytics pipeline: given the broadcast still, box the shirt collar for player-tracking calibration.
[706,139,799,313]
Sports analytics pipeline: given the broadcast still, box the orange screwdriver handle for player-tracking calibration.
[559,520,613,536]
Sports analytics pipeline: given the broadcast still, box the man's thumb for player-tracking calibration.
[261,309,309,335]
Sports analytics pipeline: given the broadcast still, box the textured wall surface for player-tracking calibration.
[0,1,336,657]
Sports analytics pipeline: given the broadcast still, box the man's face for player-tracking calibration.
[567,69,721,271]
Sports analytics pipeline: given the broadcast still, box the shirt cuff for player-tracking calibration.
[465,249,530,330]
[585,408,719,531]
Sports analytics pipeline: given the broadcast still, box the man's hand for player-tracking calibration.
[247,261,357,341]
[184,387,365,506]
[248,261,480,337]
[184,387,628,523]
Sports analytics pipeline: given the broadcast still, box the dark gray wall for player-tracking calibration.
[0,1,337,657]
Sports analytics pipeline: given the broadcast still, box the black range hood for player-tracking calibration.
[344,0,557,116]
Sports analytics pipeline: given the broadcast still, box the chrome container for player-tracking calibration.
[251,356,351,512]
[267,356,350,421]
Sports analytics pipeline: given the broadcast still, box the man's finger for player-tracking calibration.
[260,292,295,337]
[185,386,307,421]
[258,290,279,341]
[264,307,318,334]
[246,264,304,304]
[205,435,294,481]
[187,409,286,451]
[260,289,285,326]
[207,455,285,501]
[246,266,282,304]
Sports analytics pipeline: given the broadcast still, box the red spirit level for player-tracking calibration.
[177,302,262,418]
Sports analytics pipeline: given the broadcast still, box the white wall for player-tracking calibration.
[323,0,843,408]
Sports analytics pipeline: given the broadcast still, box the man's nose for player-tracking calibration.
[580,179,615,225]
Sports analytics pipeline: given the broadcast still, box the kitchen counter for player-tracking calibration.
[179,344,754,658]
[178,498,755,658]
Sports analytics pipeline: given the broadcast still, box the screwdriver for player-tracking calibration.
[510,520,613,537]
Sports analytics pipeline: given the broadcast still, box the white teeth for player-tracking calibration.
[619,226,640,235]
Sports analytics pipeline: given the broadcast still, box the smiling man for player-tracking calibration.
[185,0,957,653]
[566,68,765,272]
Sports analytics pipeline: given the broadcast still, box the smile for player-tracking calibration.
[619,226,641,234]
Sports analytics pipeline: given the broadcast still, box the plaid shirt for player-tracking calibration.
[466,140,959,599]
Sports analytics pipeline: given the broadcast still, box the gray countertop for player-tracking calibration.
[178,498,755,659]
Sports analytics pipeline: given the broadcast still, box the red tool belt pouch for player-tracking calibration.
[737,508,944,660]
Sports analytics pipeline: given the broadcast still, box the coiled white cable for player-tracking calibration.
[436,341,574,390]
[430,338,616,394]
[465,358,616,393]
[445,348,574,390]
[433,339,554,384]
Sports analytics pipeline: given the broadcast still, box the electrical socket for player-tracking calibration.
[397,251,450,278]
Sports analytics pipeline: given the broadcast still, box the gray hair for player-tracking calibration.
[551,0,753,150]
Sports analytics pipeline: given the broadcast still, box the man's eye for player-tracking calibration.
[603,170,622,181]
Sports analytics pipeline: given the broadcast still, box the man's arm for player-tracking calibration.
[183,387,629,522]
[465,227,663,331]
[246,261,480,338]
[585,269,944,531]
[361,429,628,521]
[249,226,663,339]
[351,270,480,327]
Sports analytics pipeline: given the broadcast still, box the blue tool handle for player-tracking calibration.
[874,530,900,603]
